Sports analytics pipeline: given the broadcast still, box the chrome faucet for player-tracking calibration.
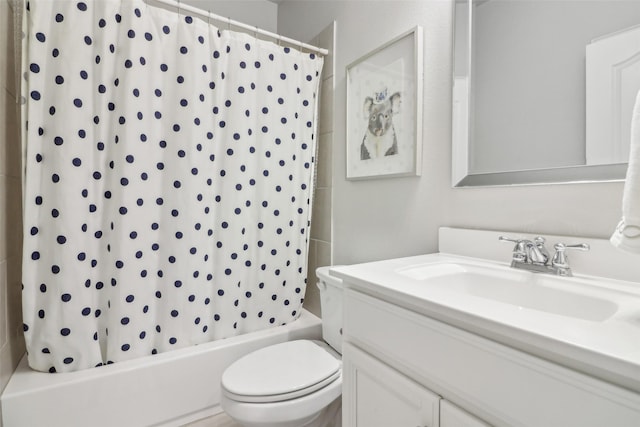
[499,236,589,277]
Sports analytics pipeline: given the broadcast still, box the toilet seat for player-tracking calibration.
[224,369,341,403]
[220,372,342,427]
[221,340,341,404]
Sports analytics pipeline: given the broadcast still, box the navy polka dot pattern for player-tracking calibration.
[21,0,323,373]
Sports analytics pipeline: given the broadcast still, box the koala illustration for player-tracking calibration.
[360,91,401,160]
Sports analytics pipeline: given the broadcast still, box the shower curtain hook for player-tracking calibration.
[207,10,211,26]
[254,25,259,40]
[227,16,231,30]
[177,0,181,17]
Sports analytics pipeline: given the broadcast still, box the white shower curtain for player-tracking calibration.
[21,0,323,373]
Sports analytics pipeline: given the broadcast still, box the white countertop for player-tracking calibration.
[332,253,640,394]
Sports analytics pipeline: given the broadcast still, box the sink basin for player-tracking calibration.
[397,262,619,322]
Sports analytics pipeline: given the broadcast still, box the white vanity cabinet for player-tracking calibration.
[343,341,487,427]
[342,342,441,427]
[341,288,640,427]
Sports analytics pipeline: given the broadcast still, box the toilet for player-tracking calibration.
[220,266,344,427]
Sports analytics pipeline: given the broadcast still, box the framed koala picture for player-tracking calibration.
[346,26,423,179]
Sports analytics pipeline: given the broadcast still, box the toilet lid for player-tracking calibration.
[222,340,341,403]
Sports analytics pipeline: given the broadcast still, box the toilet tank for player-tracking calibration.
[315,266,344,354]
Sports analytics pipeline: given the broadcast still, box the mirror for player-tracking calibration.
[452,0,640,187]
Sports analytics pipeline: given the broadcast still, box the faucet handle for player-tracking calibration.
[498,236,521,244]
[551,243,590,269]
[498,236,524,250]
[553,242,590,252]
[499,236,526,262]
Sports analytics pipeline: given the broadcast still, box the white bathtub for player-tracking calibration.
[1,310,322,427]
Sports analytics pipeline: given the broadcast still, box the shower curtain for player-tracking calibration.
[20,0,323,373]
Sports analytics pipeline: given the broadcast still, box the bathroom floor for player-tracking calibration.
[183,412,242,427]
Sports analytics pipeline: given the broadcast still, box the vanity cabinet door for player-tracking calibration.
[343,343,441,427]
[440,400,491,427]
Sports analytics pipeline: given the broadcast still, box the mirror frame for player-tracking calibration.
[451,0,628,187]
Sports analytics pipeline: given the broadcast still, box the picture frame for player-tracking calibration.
[346,26,423,180]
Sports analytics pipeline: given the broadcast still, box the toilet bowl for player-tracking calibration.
[221,340,342,427]
[220,267,344,427]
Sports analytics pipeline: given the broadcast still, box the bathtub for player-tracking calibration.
[1,310,322,427]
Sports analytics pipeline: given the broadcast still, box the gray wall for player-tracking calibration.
[279,1,453,264]
[181,0,278,32]
[278,0,626,267]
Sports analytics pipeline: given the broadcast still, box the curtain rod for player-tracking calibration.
[145,0,329,56]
